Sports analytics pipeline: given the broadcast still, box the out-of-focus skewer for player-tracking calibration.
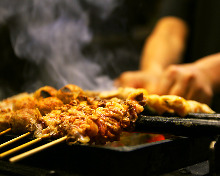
[10,136,67,163]
[0,128,11,136]
[0,134,50,159]
[0,132,31,149]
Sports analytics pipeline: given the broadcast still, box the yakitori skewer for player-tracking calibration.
[0,84,216,164]
[10,136,67,163]
[0,128,11,136]
[0,134,49,159]
[0,132,30,149]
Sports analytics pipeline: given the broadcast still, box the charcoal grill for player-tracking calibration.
[1,113,220,176]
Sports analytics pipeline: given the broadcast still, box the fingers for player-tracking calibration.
[158,65,213,104]
[114,71,145,88]
[157,66,176,95]
[186,80,213,105]
[168,70,193,97]
[157,65,188,96]
[114,71,161,94]
[115,65,213,105]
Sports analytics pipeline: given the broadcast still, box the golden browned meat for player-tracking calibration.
[37,97,63,116]
[0,84,215,145]
[0,109,12,131]
[98,87,148,100]
[0,93,30,111]
[13,96,38,111]
[36,89,147,144]
[10,108,42,134]
[146,95,215,116]
[0,93,33,132]
[56,84,84,104]
[34,86,58,100]
[187,100,215,113]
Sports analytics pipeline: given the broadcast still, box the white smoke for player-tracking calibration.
[1,0,119,91]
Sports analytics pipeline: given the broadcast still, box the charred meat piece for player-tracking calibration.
[13,96,38,111]
[0,93,30,111]
[36,90,148,144]
[0,83,215,146]
[34,86,58,99]
[144,95,215,117]
[56,84,84,104]
[0,109,12,131]
[37,97,63,116]
[10,108,42,134]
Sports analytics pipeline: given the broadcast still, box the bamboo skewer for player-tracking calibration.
[0,132,31,149]
[0,128,11,136]
[0,134,50,159]
[10,136,67,163]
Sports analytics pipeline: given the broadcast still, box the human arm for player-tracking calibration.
[115,16,220,105]
[115,17,188,93]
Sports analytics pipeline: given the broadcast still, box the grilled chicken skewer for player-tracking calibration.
[0,128,11,136]
[0,84,215,146]
[9,136,68,163]
[0,85,148,145]
[0,84,216,163]
[0,85,148,159]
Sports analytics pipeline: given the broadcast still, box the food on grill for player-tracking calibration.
[10,108,42,134]
[56,84,84,104]
[37,97,63,115]
[145,95,215,117]
[0,109,11,131]
[34,86,58,99]
[0,93,31,131]
[0,84,215,144]
[13,96,38,111]
[36,86,147,144]
[94,89,214,116]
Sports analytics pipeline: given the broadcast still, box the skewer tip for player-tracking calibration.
[0,128,11,135]
[9,136,67,163]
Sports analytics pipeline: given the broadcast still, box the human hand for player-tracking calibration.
[115,63,213,105]
[157,64,213,104]
[114,70,161,94]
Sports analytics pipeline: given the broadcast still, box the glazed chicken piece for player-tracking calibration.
[10,108,42,134]
[0,109,12,131]
[13,96,38,111]
[0,93,32,131]
[33,86,58,100]
[36,89,147,144]
[0,84,215,146]
[56,84,84,104]
[37,97,63,116]
[0,93,30,111]
[97,87,148,100]
[146,95,215,117]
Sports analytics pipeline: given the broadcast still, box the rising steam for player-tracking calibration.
[0,0,120,91]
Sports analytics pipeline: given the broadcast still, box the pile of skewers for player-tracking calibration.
[0,84,215,162]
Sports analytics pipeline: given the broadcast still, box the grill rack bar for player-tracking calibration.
[135,113,220,136]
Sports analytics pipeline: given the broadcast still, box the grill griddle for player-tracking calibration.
[0,134,214,176]
[0,136,213,176]
[135,113,220,136]
[1,113,220,176]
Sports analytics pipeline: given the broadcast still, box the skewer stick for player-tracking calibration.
[10,136,67,163]
[0,128,11,136]
[0,134,50,159]
[0,132,31,149]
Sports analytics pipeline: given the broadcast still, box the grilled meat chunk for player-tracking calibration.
[10,108,42,134]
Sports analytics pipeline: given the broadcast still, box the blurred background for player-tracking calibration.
[0,0,161,100]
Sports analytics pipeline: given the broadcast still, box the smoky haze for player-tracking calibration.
[0,0,122,92]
